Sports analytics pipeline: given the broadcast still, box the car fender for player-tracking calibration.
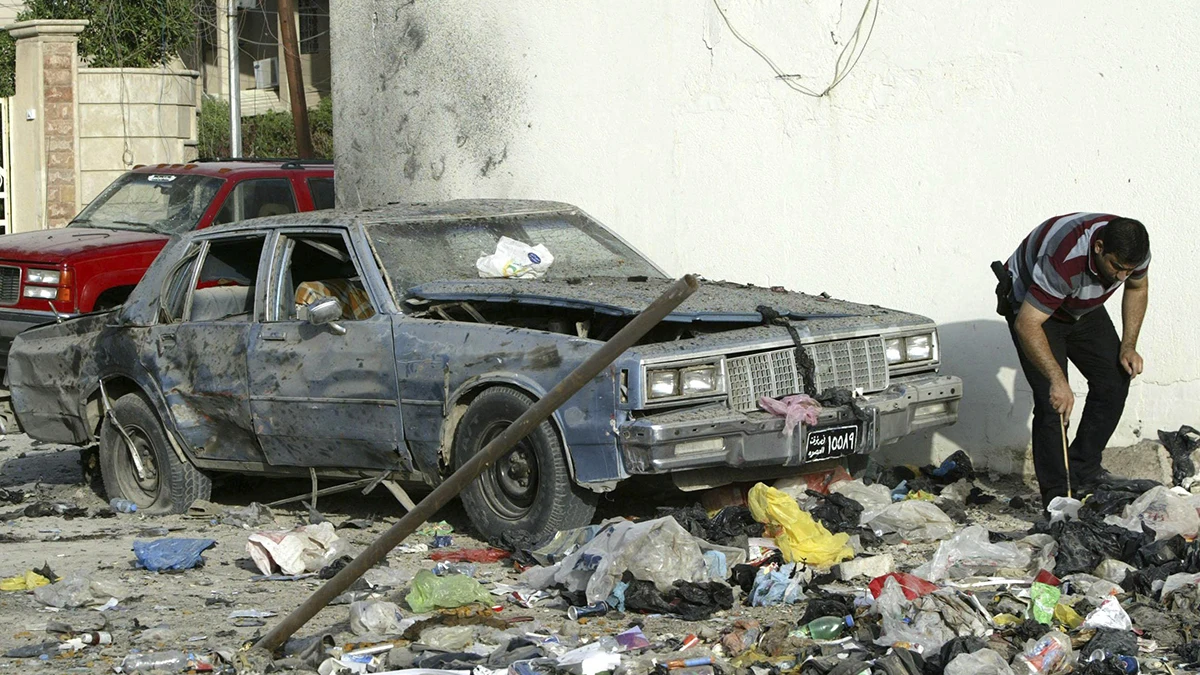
[85,368,194,468]
[443,371,625,491]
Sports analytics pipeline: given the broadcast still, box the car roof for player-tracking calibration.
[130,159,334,178]
[183,199,583,240]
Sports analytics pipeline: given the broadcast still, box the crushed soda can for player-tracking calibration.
[567,601,609,620]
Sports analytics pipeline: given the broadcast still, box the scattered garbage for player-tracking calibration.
[108,498,138,513]
[247,522,351,575]
[132,538,217,572]
[0,569,50,591]
[10,439,1200,674]
[349,600,405,636]
[405,569,493,613]
[747,483,854,565]
[32,571,125,609]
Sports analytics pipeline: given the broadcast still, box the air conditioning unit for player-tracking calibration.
[253,57,278,90]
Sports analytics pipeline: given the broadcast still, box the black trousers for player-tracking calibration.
[1005,306,1130,506]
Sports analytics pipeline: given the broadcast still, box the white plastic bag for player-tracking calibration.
[348,600,405,636]
[523,516,719,604]
[475,236,554,279]
[246,522,350,575]
[918,525,1031,581]
[945,649,1015,675]
[1046,496,1082,524]
[865,501,956,542]
[1082,596,1132,631]
[1107,485,1200,540]
[830,479,893,522]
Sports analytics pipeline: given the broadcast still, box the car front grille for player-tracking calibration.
[0,266,20,305]
[726,337,889,413]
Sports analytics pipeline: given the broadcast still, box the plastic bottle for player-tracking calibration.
[119,650,211,673]
[109,498,138,513]
[797,615,855,640]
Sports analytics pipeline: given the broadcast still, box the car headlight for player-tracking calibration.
[905,334,932,361]
[25,269,61,285]
[647,370,680,399]
[680,365,719,395]
[885,338,904,364]
[23,286,57,300]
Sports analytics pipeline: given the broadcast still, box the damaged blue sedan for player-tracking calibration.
[8,200,961,542]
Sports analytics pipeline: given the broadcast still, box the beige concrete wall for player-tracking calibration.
[7,20,87,232]
[76,68,199,203]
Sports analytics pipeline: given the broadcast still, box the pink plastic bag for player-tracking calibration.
[758,395,821,437]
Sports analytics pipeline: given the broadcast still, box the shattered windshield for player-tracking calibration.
[69,172,224,235]
[366,212,666,292]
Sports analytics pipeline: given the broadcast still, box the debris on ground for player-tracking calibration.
[4,433,1200,674]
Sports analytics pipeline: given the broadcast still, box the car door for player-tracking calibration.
[146,233,267,464]
[246,228,405,469]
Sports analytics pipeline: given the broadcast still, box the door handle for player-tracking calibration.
[261,328,286,341]
[157,332,176,356]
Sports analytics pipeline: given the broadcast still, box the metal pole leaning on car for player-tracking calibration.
[253,274,701,654]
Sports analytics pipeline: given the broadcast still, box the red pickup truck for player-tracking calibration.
[0,159,334,365]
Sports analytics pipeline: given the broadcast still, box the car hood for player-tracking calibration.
[0,227,169,263]
[407,277,909,323]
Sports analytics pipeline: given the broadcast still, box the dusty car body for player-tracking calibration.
[8,200,962,541]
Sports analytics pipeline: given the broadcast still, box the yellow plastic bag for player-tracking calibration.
[0,571,50,591]
[1054,603,1083,630]
[748,483,854,566]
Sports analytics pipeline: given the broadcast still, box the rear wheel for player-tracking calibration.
[99,393,210,514]
[455,387,597,545]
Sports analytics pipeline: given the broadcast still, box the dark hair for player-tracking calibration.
[1099,217,1150,266]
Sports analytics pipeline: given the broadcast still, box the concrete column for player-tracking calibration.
[5,19,88,232]
[215,0,230,100]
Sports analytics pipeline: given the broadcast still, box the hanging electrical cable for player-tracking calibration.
[710,0,880,98]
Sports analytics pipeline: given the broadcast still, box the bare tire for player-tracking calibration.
[454,387,597,544]
[99,393,211,514]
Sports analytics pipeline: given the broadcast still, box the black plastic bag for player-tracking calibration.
[1158,425,1200,486]
[922,450,975,484]
[623,572,733,621]
[804,489,863,534]
[661,505,763,546]
[1176,640,1200,664]
[799,591,853,625]
[1084,628,1139,657]
[923,636,987,675]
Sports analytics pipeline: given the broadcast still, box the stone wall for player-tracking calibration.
[76,68,200,202]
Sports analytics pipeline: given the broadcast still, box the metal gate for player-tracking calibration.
[0,99,9,235]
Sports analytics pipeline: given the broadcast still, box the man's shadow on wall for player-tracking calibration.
[886,319,1032,472]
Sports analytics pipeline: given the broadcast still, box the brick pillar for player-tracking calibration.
[5,20,88,232]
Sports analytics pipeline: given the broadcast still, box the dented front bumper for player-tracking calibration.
[619,373,962,473]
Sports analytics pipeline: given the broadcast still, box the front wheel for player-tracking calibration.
[454,387,597,545]
[99,393,211,514]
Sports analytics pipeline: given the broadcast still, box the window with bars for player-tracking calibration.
[300,0,321,54]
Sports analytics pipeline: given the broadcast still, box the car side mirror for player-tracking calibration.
[305,297,346,335]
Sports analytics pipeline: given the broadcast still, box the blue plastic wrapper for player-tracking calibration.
[133,538,217,572]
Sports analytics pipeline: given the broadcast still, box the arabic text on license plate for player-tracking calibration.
[805,425,857,461]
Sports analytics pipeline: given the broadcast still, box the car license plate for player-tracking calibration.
[805,425,858,461]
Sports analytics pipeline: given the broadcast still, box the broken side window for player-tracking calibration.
[271,232,377,322]
[162,235,266,324]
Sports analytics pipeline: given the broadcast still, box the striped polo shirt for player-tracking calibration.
[1006,212,1150,320]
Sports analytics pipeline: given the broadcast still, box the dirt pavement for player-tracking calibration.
[0,433,1045,673]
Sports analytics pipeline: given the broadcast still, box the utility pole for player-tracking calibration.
[227,0,242,158]
[277,0,313,158]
